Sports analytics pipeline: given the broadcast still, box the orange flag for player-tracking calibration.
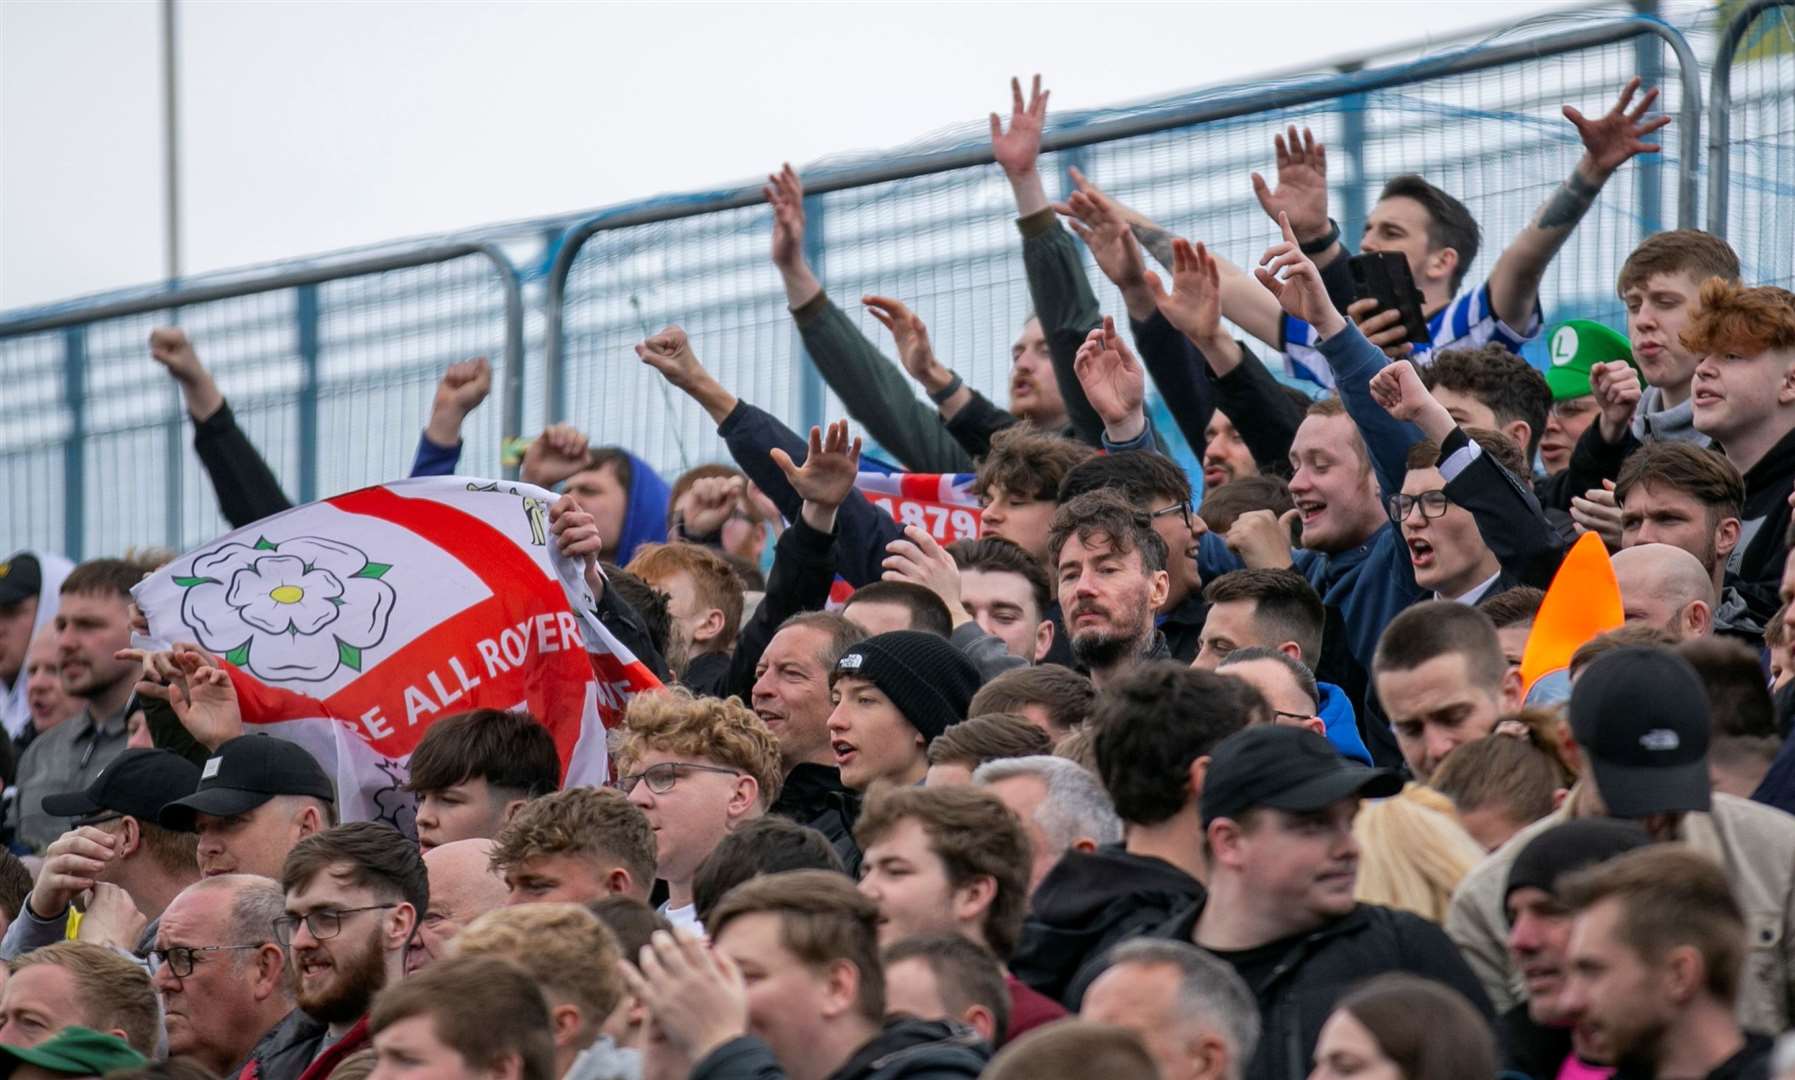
[1520,532,1625,702]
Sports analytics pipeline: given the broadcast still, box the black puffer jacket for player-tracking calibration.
[1009,844,1204,1008]
[771,761,862,875]
[691,1019,988,1080]
[1140,901,1493,1080]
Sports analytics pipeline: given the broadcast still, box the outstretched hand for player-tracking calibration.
[764,163,806,271]
[770,419,862,513]
[1250,125,1332,245]
[1144,238,1223,344]
[116,643,242,751]
[1255,213,1343,337]
[1057,168,1147,291]
[990,74,1049,177]
[863,296,948,390]
[1565,77,1671,176]
[1073,316,1146,441]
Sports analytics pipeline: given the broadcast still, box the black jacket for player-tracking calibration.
[691,1019,988,1080]
[1141,901,1493,1080]
[1159,593,1209,665]
[1611,1033,1773,1080]
[1500,1003,1573,1080]
[772,762,862,874]
[1439,427,1567,590]
[1728,425,1795,632]
[232,1008,323,1080]
[1011,844,1204,1008]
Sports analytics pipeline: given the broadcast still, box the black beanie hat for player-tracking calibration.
[833,630,980,744]
[1504,818,1652,914]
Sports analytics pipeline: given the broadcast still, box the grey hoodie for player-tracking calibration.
[1631,385,1712,447]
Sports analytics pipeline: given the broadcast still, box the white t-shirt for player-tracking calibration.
[661,901,705,938]
[1281,279,1542,388]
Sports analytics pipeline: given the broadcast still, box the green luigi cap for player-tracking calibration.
[1545,320,1641,401]
[0,1026,146,1076]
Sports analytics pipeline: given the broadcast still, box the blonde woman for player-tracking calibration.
[1353,784,1486,923]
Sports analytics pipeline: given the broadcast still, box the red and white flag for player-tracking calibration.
[132,477,660,829]
[854,471,981,543]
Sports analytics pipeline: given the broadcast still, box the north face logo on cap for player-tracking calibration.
[202,757,223,780]
[837,654,863,672]
[1640,729,1680,752]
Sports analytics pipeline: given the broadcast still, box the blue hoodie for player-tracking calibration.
[613,450,670,566]
[1317,681,1372,765]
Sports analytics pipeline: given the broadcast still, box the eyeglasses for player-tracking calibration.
[1271,709,1316,725]
[1149,502,1192,525]
[610,761,741,796]
[273,904,397,946]
[151,943,267,978]
[1387,490,1451,522]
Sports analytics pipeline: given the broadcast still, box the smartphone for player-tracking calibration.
[1348,252,1431,346]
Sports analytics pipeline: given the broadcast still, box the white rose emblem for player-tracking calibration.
[175,536,397,683]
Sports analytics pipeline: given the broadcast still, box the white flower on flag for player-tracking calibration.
[175,536,397,683]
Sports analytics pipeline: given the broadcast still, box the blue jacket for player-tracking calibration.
[1317,681,1372,765]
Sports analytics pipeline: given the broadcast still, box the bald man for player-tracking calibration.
[1613,543,1715,641]
[406,837,508,973]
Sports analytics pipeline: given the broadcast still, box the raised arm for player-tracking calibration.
[995,75,1106,446]
[150,328,294,526]
[1371,361,1565,585]
[636,328,904,585]
[1072,316,1150,449]
[1488,78,1670,327]
[1258,214,1417,495]
[766,166,974,473]
[411,356,491,477]
[1251,126,1345,273]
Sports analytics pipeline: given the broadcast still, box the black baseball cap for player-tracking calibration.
[0,553,40,607]
[1569,646,1711,818]
[41,748,203,830]
[159,734,335,830]
[1201,725,1403,826]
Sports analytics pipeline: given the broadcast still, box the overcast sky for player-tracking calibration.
[2,0,1587,312]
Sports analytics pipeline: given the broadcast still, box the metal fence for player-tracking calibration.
[1709,0,1795,291]
[545,13,1700,483]
[0,245,523,559]
[10,5,1795,560]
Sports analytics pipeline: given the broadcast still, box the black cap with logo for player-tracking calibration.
[0,553,41,607]
[1569,646,1711,818]
[159,734,336,830]
[41,748,203,830]
[1201,725,1403,826]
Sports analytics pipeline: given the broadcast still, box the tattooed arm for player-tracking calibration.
[1128,219,1287,349]
[1488,77,1670,327]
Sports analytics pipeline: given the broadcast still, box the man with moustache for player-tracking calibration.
[1048,491,1170,688]
[263,822,425,1080]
